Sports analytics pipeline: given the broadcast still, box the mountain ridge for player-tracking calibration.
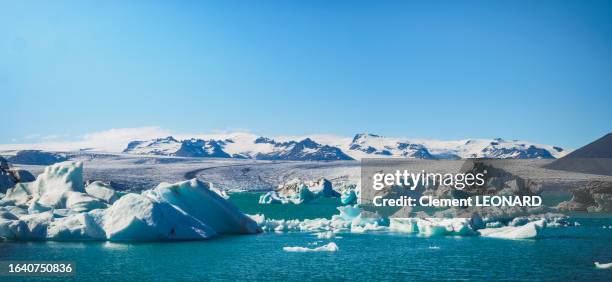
[121,133,568,161]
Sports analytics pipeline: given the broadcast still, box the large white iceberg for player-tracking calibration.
[0,162,260,241]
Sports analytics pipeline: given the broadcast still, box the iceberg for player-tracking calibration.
[283,242,338,252]
[255,204,563,240]
[340,189,358,205]
[101,193,215,241]
[479,220,544,239]
[594,262,612,269]
[144,179,260,235]
[259,178,341,205]
[258,191,304,205]
[0,162,260,241]
[389,217,477,237]
[315,231,336,239]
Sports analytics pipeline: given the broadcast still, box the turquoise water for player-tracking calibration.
[1,193,611,281]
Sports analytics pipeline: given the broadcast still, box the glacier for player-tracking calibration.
[0,162,260,241]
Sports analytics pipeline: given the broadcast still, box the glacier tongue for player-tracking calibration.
[0,162,260,241]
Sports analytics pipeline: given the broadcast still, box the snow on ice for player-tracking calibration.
[0,161,260,241]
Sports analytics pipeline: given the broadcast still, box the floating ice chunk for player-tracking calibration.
[336,205,361,220]
[101,193,215,241]
[259,179,340,205]
[145,179,260,234]
[307,179,340,198]
[258,191,303,204]
[2,161,98,212]
[0,162,260,241]
[283,242,338,252]
[594,262,612,269]
[340,189,357,205]
[85,181,119,204]
[479,220,544,239]
[102,177,263,241]
[389,218,418,233]
[350,222,386,233]
[428,246,440,250]
[315,231,335,239]
[416,221,448,236]
[380,217,477,236]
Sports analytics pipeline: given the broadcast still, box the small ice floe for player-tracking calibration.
[428,246,440,250]
[594,262,612,269]
[283,242,338,252]
[479,220,544,239]
[315,231,335,239]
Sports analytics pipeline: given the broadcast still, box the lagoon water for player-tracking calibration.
[1,193,611,281]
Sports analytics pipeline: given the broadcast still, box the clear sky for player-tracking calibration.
[1,0,611,148]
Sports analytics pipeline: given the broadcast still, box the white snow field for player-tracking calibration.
[0,161,260,241]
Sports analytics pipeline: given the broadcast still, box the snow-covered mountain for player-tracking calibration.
[348,134,436,159]
[345,133,566,160]
[121,133,567,160]
[123,136,181,156]
[122,136,354,161]
[253,137,353,161]
[175,139,233,158]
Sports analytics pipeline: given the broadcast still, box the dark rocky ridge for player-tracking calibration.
[0,156,36,193]
[556,181,612,212]
[545,133,612,176]
[8,150,68,165]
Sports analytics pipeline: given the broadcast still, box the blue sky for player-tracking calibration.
[1,0,611,148]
